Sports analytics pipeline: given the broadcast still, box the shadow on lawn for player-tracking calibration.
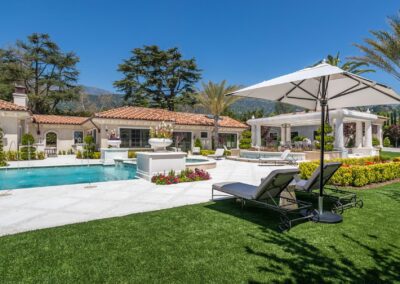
[245,230,400,283]
[206,199,400,283]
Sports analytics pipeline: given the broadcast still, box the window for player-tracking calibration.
[270,133,278,140]
[218,133,237,149]
[74,131,83,144]
[120,128,150,148]
[172,132,192,152]
[46,132,57,147]
[201,132,208,138]
[291,132,299,139]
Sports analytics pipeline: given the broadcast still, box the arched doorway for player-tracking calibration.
[45,132,57,157]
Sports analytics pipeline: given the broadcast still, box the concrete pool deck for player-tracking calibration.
[0,157,294,236]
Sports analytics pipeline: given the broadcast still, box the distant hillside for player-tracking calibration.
[229,98,276,115]
[82,86,113,96]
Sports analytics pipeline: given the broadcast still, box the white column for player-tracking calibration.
[255,124,261,147]
[285,124,291,145]
[334,116,344,150]
[377,124,383,147]
[355,121,363,148]
[364,121,372,148]
[251,124,256,147]
[280,125,286,145]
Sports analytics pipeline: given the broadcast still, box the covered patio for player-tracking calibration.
[248,109,386,157]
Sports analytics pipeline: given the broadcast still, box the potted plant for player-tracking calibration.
[149,121,173,151]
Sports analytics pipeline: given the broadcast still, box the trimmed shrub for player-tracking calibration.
[194,138,203,149]
[6,151,20,161]
[20,134,36,160]
[315,124,334,151]
[92,152,101,159]
[200,149,231,156]
[383,137,391,147]
[0,128,6,166]
[37,151,45,160]
[372,136,380,147]
[128,150,136,159]
[239,130,252,149]
[83,136,95,158]
[299,157,400,187]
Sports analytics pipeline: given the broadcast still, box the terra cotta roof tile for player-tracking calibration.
[95,106,248,128]
[32,115,90,125]
[0,99,27,111]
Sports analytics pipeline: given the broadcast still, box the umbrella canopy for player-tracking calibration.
[228,63,400,110]
[228,62,400,222]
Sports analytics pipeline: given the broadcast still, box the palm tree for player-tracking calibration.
[352,12,400,81]
[314,52,375,75]
[197,81,240,149]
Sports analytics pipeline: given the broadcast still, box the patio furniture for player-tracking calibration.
[192,147,201,155]
[208,148,225,160]
[294,162,363,214]
[212,168,316,231]
[259,149,296,165]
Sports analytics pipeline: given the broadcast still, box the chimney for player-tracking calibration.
[13,84,28,108]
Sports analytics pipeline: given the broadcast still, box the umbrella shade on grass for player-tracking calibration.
[228,62,400,222]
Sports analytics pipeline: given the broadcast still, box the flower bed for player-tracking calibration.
[151,168,211,185]
[299,156,400,187]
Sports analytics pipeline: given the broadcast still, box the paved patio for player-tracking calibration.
[0,157,294,236]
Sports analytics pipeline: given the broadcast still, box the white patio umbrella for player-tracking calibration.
[227,62,400,222]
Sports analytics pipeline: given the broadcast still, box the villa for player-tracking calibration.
[0,87,248,153]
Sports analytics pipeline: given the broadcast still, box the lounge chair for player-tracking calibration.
[212,169,316,231]
[294,162,363,214]
[259,150,296,165]
[192,147,201,155]
[208,148,225,160]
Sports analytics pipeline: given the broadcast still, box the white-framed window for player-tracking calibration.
[74,131,84,144]
[201,132,208,138]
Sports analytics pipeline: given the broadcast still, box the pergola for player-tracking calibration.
[247,108,386,152]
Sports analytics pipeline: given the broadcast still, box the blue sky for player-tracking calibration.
[0,0,399,93]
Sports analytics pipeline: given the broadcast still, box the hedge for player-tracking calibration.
[299,159,400,187]
[200,149,231,156]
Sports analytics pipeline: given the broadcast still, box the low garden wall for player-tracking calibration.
[299,156,400,187]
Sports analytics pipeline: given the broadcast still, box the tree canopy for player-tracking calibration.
[313,52,375,75]
[352,11,400,81]
[0,33,81,113]
[114,45,201,111]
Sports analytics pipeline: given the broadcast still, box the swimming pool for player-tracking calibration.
[0,164,137,190]
[185,158,209,163]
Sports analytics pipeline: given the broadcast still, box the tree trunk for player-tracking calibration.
[213,116,219,150]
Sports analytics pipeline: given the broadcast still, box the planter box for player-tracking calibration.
[136,151,186,181]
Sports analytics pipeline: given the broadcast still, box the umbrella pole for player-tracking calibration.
[319,98,326,214]
[314,76,342,223]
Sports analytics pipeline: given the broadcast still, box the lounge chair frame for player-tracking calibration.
[212,171,317,231]
[295,162,363,214]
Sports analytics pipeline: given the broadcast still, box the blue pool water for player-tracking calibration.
[0,164,137,190]
[185,158,209,163]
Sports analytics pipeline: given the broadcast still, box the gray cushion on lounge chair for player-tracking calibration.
[212,182,258,200]
[295,162,341,192]
[213,168,299,201]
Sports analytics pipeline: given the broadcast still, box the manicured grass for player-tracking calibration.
[1,184,400,283]
[380,150,400,160]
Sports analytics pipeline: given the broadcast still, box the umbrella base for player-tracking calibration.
[313,211,343,223]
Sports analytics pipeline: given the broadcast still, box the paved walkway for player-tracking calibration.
[0,158,294,236]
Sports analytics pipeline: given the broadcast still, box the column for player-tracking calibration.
[285,124,291,146]
[251,124,256,147]
[334,116,344,150]
[364,121,372,148]
[355,121,363,148]
[255,124,261,147]
[377,124,383,147]
[280,125,286,145]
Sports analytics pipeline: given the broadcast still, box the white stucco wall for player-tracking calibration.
[0,111,30,151]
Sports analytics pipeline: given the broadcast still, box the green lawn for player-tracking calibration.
[1,184,400,283]
[380,150,400,160]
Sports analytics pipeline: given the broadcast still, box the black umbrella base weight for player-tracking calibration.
[312,211,343,223]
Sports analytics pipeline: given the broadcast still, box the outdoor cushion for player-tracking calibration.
[212,182,258,200]
[213,168,299,201]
